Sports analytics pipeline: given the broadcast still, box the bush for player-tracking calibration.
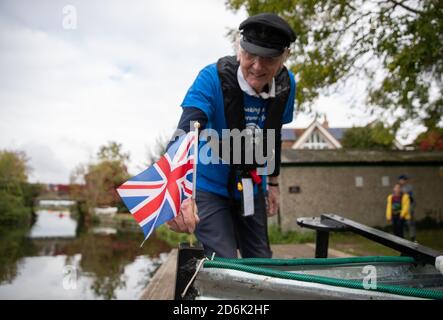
[154,225,197,247]
[0,150,35,225]
[0,190,30,225]
[341,123,395,150]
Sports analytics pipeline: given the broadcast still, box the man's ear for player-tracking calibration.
[234,33,242,62]
[283,48,291,63]
[278,49,291,73]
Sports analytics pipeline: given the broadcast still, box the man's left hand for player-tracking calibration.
[166,198,199,233]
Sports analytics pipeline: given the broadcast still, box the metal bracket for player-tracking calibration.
[173,242,205,300]
[297,216,348,258]
[297,213,442,264]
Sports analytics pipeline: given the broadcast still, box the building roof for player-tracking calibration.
[281,128,296,141]
[328,128,348,141]
[282,127,348,141]
[294,129,306,138]
[281,120,404,150]
[281,149,443,165]
[292,120,342,149]
[282,126,347,142]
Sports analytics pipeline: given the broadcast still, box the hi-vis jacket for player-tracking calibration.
[386,193,411,221]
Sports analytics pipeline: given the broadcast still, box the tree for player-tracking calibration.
[0,150,31,224]
[414,127,443,150]
[227,0,443,133]
[70,142,130,212]
[0,150,28,186]
[146,134,170,165]
[97,141,130,164]
[84,161,129,208]
[0,190,30,225]
[341,122,396,149]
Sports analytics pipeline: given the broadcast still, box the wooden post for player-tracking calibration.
[189,121,200,247]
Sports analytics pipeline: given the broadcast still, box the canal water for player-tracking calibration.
[0,208,172,299]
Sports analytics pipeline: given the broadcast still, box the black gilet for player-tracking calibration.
[216,55,291,180]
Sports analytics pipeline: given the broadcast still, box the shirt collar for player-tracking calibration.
[237,67,275,99]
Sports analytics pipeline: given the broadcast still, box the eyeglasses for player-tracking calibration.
[242,50,283,65]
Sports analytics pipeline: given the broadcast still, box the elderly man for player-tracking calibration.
[167,13,297,258]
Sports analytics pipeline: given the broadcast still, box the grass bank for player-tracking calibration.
[329,228,443,256]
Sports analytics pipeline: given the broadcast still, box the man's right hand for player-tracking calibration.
[166,198,200,234]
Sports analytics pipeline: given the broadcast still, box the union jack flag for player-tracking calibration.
[117,132,196,241]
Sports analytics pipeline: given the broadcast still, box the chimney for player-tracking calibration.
[323,116,329,128]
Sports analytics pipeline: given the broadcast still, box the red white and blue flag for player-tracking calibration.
[117,132,196,241]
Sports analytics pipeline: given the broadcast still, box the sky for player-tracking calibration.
[0,0,423,184]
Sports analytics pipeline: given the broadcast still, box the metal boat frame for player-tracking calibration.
[174,214,443,300]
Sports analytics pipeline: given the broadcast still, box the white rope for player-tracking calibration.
[181,252,216,298]
[181,257,208,298]
[436,256,443,275]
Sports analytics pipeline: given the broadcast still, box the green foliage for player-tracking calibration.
[227,0,443,132]
[268,224,315,244]
[21,183,44,209]
[85,161,130,207]
[414,127,443,150]
[154,225,197,247]
[0,150,36,225]
[0,190,30,225]
[0,150,28,185]
[155,224,316,247]
[70,142,130,211]
[97,141,130,163]
[341,122,396,149]
[156,224,316,247]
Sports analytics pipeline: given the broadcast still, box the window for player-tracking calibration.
[355,176,364,188]
[382,176,390,187]
[303,129,330,149]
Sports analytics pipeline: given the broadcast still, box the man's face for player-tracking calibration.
[239,49,284,93]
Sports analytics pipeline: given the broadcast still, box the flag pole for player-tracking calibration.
[190,121,200,247]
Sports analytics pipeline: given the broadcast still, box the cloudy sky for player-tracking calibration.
[0,0,419,184]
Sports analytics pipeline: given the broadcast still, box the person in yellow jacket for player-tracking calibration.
[386,183,411,238]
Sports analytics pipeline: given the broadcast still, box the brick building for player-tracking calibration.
[276,149,443,231]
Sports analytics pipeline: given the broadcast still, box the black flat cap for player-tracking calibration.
[239,13,296,58]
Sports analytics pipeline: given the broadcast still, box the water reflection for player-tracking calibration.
[29,210,77,239]
[0,209,171,299]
